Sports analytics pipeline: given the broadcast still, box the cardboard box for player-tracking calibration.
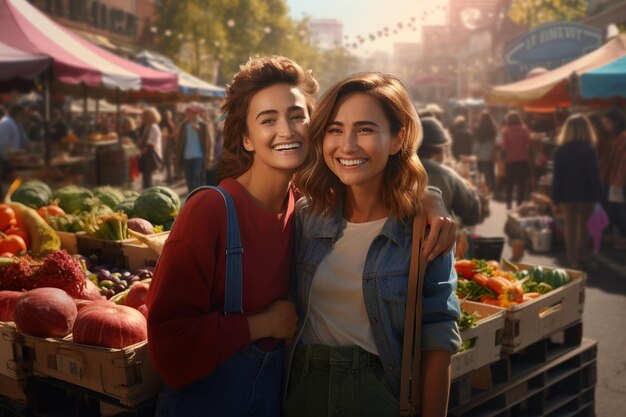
[500,263,586,353]
[76,234,134,269]
[23,336,162,407]
[0,321,30,380]
[122,243,159,272]
[56,231,82,255]
[122,232,168,272]
[451,301,505,380]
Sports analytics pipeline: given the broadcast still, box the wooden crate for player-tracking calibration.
[500,263,586,353]
[76,234,135,269]
[23,336,162,407]
[0,322,30,380]
[452,301,505,380]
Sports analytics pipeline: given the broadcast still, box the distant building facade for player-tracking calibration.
[308,18,343,50]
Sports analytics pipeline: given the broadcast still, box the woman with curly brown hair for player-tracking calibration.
[148,57,456,417]
[286,73,461,417]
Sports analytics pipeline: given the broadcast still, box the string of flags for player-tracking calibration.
[342,4,447,49]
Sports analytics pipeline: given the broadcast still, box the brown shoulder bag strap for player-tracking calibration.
[400,215,428,416]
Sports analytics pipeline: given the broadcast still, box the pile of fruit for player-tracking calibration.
[455,258,572,308]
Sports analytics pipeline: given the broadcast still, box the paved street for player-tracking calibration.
[475,198,626,417]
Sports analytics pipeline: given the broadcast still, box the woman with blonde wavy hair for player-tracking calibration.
[286,73,461,417]
[138,106,163,188]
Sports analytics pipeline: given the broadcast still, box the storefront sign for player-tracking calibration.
[504,22,602,79]
[29,0,138,38]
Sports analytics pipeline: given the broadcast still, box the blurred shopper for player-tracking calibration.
[201,111,220,186]
[49,109,69,142]
[160,110,176,183]
[500,111,531,210]
[599,110,626,248]
[26,106,44,142]
[450,115,475,160]
[473,110,498,191]
[121,116,140,182]
[419,117,481,226]
[138,107,163,189]
[552,114,603,268]
[0,105,30,196]
[176,106,210,193]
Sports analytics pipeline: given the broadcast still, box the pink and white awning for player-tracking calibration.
[0,0,178,93]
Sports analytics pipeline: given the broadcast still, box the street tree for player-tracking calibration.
[507,0,587,28]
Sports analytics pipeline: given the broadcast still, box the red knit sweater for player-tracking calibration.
[146,178,295,388]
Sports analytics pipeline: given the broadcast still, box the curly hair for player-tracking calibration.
[217,56,319,182]
[296,72,428,220]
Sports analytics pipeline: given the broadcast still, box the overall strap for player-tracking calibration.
[186,186,244,314]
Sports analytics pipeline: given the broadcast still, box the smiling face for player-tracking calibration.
[323,93,402,194]
[243,83,311,176]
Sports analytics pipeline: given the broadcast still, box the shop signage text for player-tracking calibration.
[504,22,602,79]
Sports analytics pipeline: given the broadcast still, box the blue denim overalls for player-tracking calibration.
[155,186,286,417]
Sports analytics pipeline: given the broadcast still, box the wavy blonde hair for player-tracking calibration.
[296,72,428,220]
[217,56,319,183]
[557,114,597,146]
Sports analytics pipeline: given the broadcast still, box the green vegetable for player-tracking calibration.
[114,197,137,217]
[53,185,97,214]
[457,310,480,331]
[11,180,53,209]
[121,190,139,199]
[83,212,129,241]
[93,186,126,209]
[133,186,181,226]
[456,279,497,301]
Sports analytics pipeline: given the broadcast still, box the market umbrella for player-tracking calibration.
[0,40,50,86]
[580,54,626,100]
[136,50,225,99]
[485,34,626,107]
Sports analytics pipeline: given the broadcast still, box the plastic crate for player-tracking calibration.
[452,301,505,380]
[500,263,586,353]
[23,336,162,407]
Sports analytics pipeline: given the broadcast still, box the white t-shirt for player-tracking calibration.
[146,123,163,159]
[301,217,387,355]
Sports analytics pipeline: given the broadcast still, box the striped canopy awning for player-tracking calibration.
[0,0,178,94]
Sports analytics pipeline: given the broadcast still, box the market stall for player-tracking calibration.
[0,0,178,182]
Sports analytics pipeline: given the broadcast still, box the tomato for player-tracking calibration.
[0,235,27,255]
[0,204,17,231]
[37,205,65,218]
[4,226,30,249]
[454,259,476,279]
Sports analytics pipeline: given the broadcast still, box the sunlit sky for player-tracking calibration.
[287,0,448,56]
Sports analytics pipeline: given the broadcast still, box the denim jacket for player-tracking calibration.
[287,197,461,400]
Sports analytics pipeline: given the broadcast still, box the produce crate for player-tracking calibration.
[76,234,134,269]
[122,232,168,272]
[22,336,162,407]
[0,322,30,380]
[122,243,159,273]
[500,263,586,353]
[452,301,505,380]
[56,231,83,255]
